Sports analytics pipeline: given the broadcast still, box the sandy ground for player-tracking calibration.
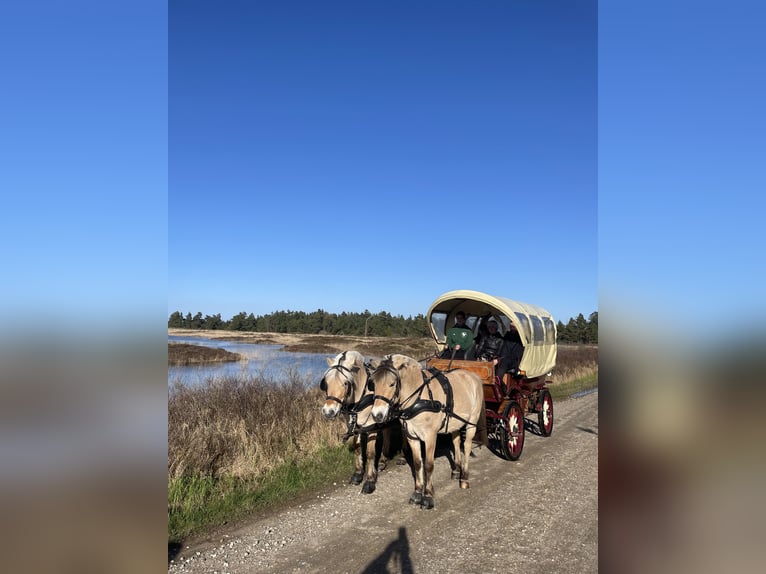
[169,328,337,346]
[168,391,598,574]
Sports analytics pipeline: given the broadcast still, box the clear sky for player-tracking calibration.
[169,1,598,324]
[599,1,765,335]
[0,1,167,332]
[3,1,759,336]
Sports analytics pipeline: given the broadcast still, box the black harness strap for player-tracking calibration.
[372,362,401,406]
[341,361,379,438]
[428,367,454,414]
[397,366,475,430]
[341,419,395,440]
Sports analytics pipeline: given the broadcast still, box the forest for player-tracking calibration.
[168,309,598,344]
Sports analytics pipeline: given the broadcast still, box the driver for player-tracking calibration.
[440,311,474,359]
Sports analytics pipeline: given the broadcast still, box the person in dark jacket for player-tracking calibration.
[502,324,524,375]
[475,319,518,382]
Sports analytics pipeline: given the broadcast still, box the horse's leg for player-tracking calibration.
[407,438,423,506]
[450,431,462,480]
[361,431,378,494]
[421,433,437,509]
[349,434,364,485]
[397,436,410,465]
[460,425,478,489]
[378,426,391,471]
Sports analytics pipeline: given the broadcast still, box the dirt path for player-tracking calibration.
[169,391,598,574]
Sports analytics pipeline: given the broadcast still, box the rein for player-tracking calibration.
[337,360,380,439]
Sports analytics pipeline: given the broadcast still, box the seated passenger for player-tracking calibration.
[502,323,524,376]
[503,323,523,345]
[440,311,474,359]
[474,319,518,381]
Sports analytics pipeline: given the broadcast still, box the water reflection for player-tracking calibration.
[168,336,331,388]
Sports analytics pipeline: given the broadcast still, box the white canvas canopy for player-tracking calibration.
[427,289,557,379]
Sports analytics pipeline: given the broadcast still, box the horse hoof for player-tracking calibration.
[396,457,408,466]
[450,471,460,480]
[361,481,376,494]
[349,473,363,485]
[459,480,470,490]
[378,458,388,471]
[421,496,434,510]
[409,492,422,505]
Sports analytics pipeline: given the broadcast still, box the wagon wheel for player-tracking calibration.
[499,400,525,461]
[537,389,554,437]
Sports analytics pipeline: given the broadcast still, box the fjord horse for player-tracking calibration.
[320,351,392,494]
[369,354,484,509]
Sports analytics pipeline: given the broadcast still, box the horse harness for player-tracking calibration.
[321,353,391,439]
[394,366,476,432]
[343,364,394,439]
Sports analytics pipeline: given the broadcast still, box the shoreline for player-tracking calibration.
[168,328,438,358]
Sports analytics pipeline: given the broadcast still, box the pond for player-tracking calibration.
[168,335,332,388]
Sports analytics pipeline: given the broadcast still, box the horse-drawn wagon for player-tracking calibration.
[425,289,557,461]
[319,289,557,508]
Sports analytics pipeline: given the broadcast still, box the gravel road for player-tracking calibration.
[169,390,598,574]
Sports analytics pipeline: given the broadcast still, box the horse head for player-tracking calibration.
[370,354,421,423]
[320,350,366,419]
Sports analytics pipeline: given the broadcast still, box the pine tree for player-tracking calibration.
[168,311,183,328]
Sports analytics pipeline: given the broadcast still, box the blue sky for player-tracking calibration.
[0,1,167,331]
[169,1,598,324]
[1,1,761,335]
[599,1,765,333]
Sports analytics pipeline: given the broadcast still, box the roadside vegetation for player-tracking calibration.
[168,341,598,546]
[168,343,241,366]
[168,374,349,544]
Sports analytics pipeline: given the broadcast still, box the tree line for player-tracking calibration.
[168,309,431,338]
[169,309,598,343]
[556,312,598,344]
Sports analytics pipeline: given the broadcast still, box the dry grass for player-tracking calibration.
[168,343,242,366]
[168,374,345,480]
[551,344,598,385]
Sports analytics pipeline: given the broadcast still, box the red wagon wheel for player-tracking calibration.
[499,400,525,461]
[537,388,554,437]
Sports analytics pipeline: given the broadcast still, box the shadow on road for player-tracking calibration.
[525,417,545,437]
[360,526,414,574]
[168,542,181,564]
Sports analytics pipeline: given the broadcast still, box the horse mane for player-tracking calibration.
[329,350,364,368]
[381,355,395,368]
[389,354,421,372]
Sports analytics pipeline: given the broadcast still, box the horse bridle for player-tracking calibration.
[320,352,360,407]
[369,360,401,409]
